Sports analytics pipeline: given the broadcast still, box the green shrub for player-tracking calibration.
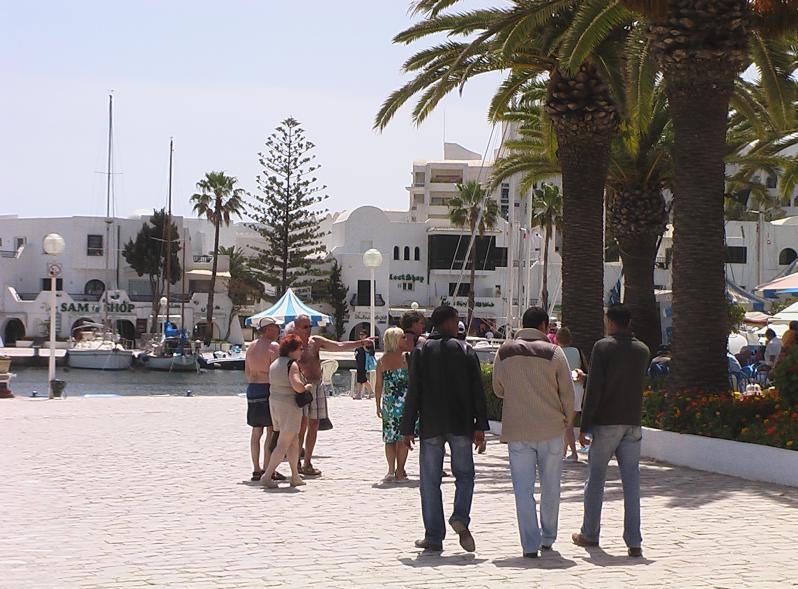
[772,345,798,406]
[481,363,503,422]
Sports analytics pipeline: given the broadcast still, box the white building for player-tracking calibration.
[0,213,262,345]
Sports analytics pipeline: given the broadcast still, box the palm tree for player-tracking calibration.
[448,180,499,333]
[529,183,563,312]
[376,1,624,353]
[190,171,246,342]
[560,0,798,391]
[217,246,265,340]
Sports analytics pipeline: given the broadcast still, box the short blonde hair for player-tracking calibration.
[556,326,572,346]
[383,327,405,353]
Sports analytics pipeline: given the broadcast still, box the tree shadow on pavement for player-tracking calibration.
[398,553,487,568]
[473,437,798,511]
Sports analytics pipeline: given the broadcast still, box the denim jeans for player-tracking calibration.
[508,436,564,553]
[419,434,475,544]
[581,425,642,548]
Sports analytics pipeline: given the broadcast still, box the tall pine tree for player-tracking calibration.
[248,118,328,297]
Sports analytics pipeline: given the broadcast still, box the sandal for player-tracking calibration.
[300,464,322,477]
[261,477,278,489]
[290,477,307,487]
[272,471,287,481]
[251,470,265,481]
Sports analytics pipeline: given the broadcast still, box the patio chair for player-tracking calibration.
[321,359,338,397]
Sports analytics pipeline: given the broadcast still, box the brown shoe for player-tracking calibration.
[451,520,476,553]
[300,464,322,477]
[571,532,599,547]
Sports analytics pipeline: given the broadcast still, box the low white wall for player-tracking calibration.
[642,427,798,487]
[487,421,798,487]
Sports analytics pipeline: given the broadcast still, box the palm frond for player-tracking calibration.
[560,0,635,74]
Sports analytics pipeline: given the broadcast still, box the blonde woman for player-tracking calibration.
[557,327,587,462]
[375,327,414,482]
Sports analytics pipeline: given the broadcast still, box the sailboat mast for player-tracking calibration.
[164,138,174,332]
[104,93,113,329]
[181,227,187,330]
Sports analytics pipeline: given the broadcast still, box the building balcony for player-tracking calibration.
[188,253,230,273]
[350,294,386,307]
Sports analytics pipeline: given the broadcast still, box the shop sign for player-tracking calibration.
[440,297,495,308]
[60,301,136,314]
[353,311,388,322]
[390,273,425,283]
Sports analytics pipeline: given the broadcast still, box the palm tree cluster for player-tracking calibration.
[377,0,798,392]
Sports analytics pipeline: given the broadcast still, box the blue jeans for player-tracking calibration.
[419,434,475,544]
[509,436,563,553]
[581,425,642,548]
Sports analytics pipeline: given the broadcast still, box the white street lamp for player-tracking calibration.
[362,249,383,340]
[160,296,168,337]
[42,233,65,399]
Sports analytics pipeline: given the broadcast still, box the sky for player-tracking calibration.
[1,1,501,221]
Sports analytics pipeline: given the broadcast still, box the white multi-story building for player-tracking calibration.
[0,213,262,345]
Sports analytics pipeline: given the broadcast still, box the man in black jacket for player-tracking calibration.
[401,305,489,553]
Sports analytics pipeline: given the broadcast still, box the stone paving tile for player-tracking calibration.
[2,395,797,588]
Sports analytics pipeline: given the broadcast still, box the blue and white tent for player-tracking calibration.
[244,288,331,327]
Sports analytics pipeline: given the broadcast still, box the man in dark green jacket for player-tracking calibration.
[572,304,650,558]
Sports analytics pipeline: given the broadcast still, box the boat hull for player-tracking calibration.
[143,354,198,372]
[67,349,134,370]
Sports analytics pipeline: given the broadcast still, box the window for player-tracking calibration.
[393,246,400,260]
[726,246,748,264]
[779,248,798,266]
[402,282,415,291]
[414,246,421,261]
[414,171,425,187]
[448,282,470,296]
[404,246,410,261]
[500,183,510,220]
[87,234,104,256]
[41,278,63,291]
[84,279,105,296]
[428,235,507,271]
[356,279,372,306]
[15,237,26,250]
[767,174,778,189]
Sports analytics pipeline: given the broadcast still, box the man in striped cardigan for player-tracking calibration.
[493,307,575,558]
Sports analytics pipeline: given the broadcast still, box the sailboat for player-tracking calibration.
[140,139,199,372]
[68,94,134,371]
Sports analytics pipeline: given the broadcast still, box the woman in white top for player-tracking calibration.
[557,327,587,462]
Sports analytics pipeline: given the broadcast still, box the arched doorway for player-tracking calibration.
[3,318,25,345]
[348,322,381,342]
[115,320,136,344]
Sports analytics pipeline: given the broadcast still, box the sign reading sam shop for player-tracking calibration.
[60,301,136,314]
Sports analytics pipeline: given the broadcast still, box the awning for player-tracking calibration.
[744,311,770,325]
[185,270,232,278]
[244,288,330,327]
[755,272,798,297]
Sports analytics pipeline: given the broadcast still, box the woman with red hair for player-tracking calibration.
[262,334,312,488]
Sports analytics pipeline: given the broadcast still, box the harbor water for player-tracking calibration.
[9,367,353,398]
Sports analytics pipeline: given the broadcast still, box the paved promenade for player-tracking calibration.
[2,395,796,588]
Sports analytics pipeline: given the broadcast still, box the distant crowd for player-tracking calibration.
[244,303,651,558]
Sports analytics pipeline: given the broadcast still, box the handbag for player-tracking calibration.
[319,417,334,431]
[295,390,313,408]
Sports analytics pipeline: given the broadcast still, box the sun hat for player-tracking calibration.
[257,317,278,330]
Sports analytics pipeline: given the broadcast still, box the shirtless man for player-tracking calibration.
[290,314,372,476]
[244,317,282,481]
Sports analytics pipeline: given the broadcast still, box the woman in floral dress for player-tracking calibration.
[375,327,415,482]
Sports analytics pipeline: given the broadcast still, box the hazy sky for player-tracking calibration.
[1,1,501,220]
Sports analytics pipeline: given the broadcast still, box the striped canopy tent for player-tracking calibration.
[755,272,798,298]
[244,288,331,327]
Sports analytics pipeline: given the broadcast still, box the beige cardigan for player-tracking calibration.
[492,328,575,443]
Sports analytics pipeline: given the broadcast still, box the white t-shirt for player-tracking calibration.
[765,337,782,366]
[562,346,584,412]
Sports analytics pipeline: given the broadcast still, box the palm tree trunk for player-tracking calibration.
[556,135,612,355]
[649,0,748,392]
[206,212,221,343]
[541,222,550,311]
[666,74,734,392]
[467,224,476,334]
[619,235,661,354]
